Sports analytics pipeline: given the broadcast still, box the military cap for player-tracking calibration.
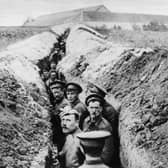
[87,81,107,98]
[85,93,104,106]
[66,82,83,93]
[61,108,80,119]
[49,80,66,89]
[77,130,111,147]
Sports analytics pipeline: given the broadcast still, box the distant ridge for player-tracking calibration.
[23,5,168,27]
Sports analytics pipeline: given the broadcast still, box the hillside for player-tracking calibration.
[0,31,57,168]
[0,26,49,50]
[24,5,168,27]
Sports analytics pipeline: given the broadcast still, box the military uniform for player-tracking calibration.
[48,69,66,82]
[86,82,120,166]
[46,70,66,89]
[83,116,114,166]
[59,128,85,168]
[86,81,118,129]
[49,80,69,151]
[83,94,114,167]
[77,131,111,168]
[71,98,88,129]
[50,97,70,151]
[65,82,88,128]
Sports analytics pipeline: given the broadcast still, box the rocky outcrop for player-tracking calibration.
[0,31,57,168]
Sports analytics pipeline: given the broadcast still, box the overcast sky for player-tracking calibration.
[0,0,168,26]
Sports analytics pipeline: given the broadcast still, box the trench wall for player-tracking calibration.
[58,24,168,168]
[1,23,167,168]
[0,31,57,168]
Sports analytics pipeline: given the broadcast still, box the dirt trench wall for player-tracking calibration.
[0,31,57,168]
[58,25,168,168]
[58,24,125,108]
[107,48,168,168]
[4,32,57,87]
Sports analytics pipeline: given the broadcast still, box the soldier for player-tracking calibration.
[49,80,70,151]
[59,109,85,168]
[77,131,111,168]
[86,81,118,128]
[82,94,114,167]
[55,68,66,83]
[47,60,66,83]
[41,69,49,82]
[50,61,57,71]
[86,82,120,166]
[65,82,88,128]
[46,70,58,89]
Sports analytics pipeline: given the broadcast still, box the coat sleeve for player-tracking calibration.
[74,103,89,129]
[76,139,85,165]
[103,102,118,131]
[101,124,114,167]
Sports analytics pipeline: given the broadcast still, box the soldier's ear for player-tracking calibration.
[75,121,79,127]
[100,106,103,112]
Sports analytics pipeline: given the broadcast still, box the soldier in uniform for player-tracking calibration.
[82,94,114,167]
[41,69,49,83]
[46,70,58,89]
[86,82,120,166]
[50,61,57,71]
[49,80,70,151]
[46,61,66,89]
[65,82,88,128]
[77,130,111,168]
[86,81,118,129]
[59,109,85,168]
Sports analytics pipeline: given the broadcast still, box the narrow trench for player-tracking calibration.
[36,29,122,168]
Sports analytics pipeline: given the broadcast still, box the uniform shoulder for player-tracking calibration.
[74,100,87,109]
[83,116,90,123]
[60,98,70,108]
[104,101,116,111]
[45,79,50,86]
[101,117,112,132]
[102,117,111,126]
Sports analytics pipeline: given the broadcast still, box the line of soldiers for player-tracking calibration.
[43,64,120,168]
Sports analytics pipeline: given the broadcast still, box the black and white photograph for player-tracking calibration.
[0,0,168,168]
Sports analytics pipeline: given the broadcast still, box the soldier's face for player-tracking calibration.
[43,71,49,78]
[51,87,64,101]
[88,101,102,122]
[50,63,56,69]
[50,72,56,80]
[61,115,78,134]
[66,91,78,103]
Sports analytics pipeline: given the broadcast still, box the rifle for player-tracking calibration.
[45,142,60,168]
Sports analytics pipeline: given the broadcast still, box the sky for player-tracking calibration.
[0,0,168,26]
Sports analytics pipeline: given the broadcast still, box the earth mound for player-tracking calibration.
[0,31,57,168]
